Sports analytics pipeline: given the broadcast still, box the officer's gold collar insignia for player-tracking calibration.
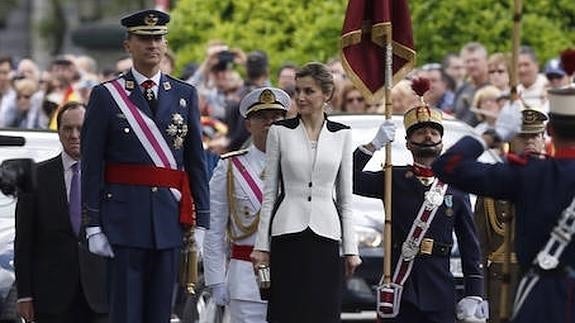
[259,89,276,104]
[163,81,171,91]
[125,80,135,90]
[144,14,158,26]
[166,113,188,149]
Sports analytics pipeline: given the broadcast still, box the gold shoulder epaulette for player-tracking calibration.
[221,149,249,160]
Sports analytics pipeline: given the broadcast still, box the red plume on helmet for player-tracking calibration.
[411,77,430,104]
[560,48,575,76]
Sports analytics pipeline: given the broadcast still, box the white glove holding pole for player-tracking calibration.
[210,283,230,306]
[456,296,488,322]
[494,100,522,142]
[86,226,114,258]
[371,120,397,150]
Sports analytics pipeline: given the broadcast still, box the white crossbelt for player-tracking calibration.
[512,195,575,319]
[377,179,448,318]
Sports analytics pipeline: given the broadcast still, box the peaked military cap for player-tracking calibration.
[520,109,548,134]
[121,9,170,36]
[239,87,291,118]
[403,105,444,136]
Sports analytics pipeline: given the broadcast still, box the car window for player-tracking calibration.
[0,130,60,222]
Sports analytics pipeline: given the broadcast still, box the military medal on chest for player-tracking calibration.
[166,113,188,149]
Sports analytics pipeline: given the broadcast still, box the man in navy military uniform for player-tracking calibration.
[433,88,575,323]
[353,105,485,322]
[473,108,549,323]
[81,9,209,323]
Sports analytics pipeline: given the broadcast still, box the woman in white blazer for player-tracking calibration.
[251,62,361,322]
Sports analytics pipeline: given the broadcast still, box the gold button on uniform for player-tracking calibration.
[106,193,112,198]
[151,186,158,192]
[124,128,130,133]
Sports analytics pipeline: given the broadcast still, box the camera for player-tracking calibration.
[213,50,236,71]
[0,135,35,197]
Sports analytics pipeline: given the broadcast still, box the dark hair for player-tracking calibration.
[56,101,85,130]
[295,62,335,101]
[246,50,269,80]
[0,56,13,69]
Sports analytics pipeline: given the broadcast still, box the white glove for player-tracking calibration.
[86,227,114,258]
[456,296,488,322]
[494,100,522,142]
[195,227,205,258]
[370,120,397,150]
[210,283,230,306]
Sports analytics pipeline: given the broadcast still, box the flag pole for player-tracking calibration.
[500,0,522,321]
[382,25,393,286]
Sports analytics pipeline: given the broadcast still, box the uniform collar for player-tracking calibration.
[131,67,161,87]
[411,162,434,177]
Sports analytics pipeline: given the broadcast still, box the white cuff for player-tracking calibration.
[17,297,33,303]
[86,226,102,238]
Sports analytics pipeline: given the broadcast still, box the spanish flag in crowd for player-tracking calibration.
[340,0,416,103]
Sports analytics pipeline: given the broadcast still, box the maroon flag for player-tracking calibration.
[340,0,416,103]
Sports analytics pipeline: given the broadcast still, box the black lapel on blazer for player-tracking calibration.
[46,155,74,233]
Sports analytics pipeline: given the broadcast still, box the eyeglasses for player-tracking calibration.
[346,96,364,103]
[489,69,506,75]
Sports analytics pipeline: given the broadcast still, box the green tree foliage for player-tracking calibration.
[169,0,347,76]
[410,0,575,64]
[169,0,575,76]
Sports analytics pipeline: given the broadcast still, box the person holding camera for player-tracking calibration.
[187,41,246,121]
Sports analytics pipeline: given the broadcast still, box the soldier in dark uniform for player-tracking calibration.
[433,88,575,323]
[474,109,548,322]
[353,105,485,323]
[81,9,209,323]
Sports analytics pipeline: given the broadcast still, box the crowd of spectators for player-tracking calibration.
[0,40,570,155]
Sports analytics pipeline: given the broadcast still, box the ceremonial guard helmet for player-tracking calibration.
[402,77,444,137]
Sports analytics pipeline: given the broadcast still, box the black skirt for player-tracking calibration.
[267,228,342,323]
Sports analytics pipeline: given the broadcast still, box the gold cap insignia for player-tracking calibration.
[144,14,158,26]
[259,89,276,104]
[520,109,548,134]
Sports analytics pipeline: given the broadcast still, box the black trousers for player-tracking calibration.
[267,228,342,323]
[36,283,108,323]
